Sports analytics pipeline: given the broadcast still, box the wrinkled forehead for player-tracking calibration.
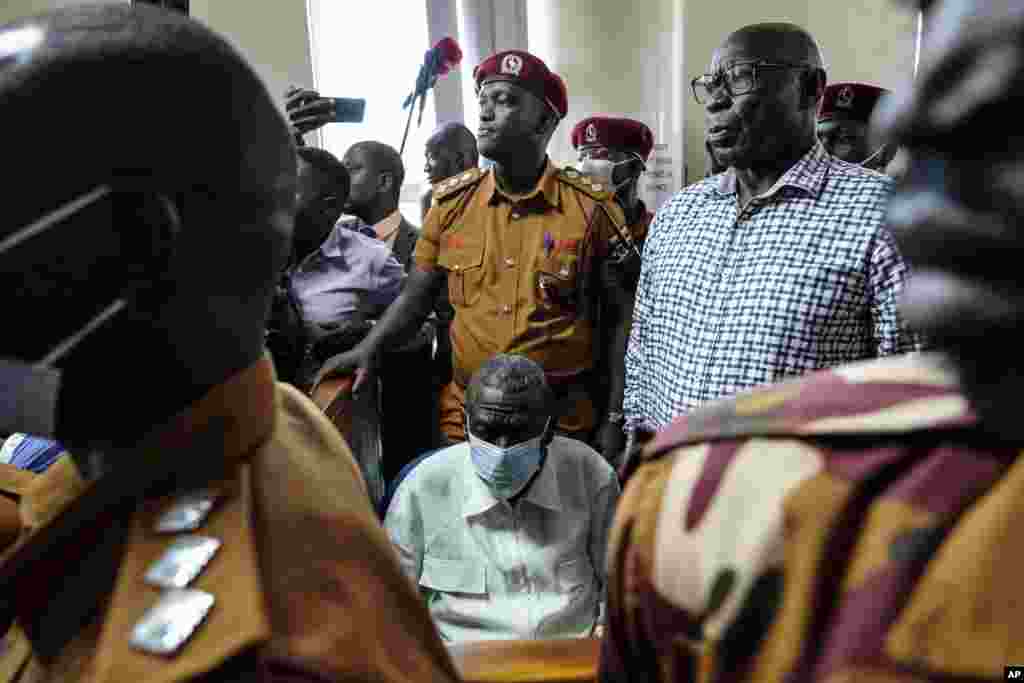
[710,30,808,71]
[342,146,375,174]
[478,79,533,103]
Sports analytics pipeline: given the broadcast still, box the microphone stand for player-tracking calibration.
[400,48,441,156]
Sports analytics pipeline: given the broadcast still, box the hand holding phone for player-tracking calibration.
[285,86,365,136]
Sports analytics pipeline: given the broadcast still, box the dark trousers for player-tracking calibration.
[378,342,441,485]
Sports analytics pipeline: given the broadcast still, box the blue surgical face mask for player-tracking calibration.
[467,422,549,500]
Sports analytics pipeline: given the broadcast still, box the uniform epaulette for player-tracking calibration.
[557,166,615,202]
[642,354,972,462]
[433,168,486,202]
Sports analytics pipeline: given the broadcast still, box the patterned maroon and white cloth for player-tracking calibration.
[601,352,1024,682]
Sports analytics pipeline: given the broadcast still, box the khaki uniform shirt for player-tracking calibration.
[0,356,458,683]
[415,160,628,388]
[600,353,1024,683]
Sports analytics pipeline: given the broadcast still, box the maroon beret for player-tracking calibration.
[473,50,568,119]
[571,116,655,161]
[818,82,890,124]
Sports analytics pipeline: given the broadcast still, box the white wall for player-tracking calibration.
[0,0,313,120]
[190,0,314,115]
[528,0,686,212]
[0,0,127,26]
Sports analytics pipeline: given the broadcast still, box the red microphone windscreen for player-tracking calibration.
[434,37,462,75]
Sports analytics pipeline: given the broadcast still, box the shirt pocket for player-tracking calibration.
[419,555,488,597]
[437,233,485,308]
[555,556,593,596]
[533,243,583,319]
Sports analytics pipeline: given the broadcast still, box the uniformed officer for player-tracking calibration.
[817,81,894,170]
[316,50,636,462]
[0,6,458,682]
[420,122,479,222]
[571,116,655,246]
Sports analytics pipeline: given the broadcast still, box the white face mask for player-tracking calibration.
[578,156,640,192]
[466,420,549,500]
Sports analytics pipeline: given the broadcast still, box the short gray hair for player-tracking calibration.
[465,354,551,410]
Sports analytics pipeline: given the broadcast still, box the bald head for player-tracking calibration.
[342,140,404,218]
[704,22,825,174]
[715,23,823,71]
[465,354,553,448]
[425,122,478,184]
[427,123,478,163]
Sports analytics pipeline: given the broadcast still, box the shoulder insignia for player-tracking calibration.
[642,354,973,461]
[434,168,486,202]
[558,166,614,201]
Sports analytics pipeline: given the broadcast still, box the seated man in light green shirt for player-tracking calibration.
[385,354,621,642]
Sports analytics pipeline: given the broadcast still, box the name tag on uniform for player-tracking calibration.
[153,489,220,534]
[129,589,215,656]
[144,535,221,590]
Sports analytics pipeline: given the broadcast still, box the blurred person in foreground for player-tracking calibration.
[0,5,457,681]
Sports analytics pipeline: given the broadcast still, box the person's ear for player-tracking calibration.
[536,111,555,137]
[378,171,394,197]
[630,157,646,180]
[803,68,826,107]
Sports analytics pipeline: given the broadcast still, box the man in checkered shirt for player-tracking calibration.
[624,22,917,435]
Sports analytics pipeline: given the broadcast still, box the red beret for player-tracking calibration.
[473,50,568,119]
[570,116,655,161]
[818,82,890,124]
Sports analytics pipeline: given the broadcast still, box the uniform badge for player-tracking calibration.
[585,123,598,144]
[154,489,220,533]
[130,589,215,656]
[543,232,554,256]
[836,85,855,109]
[144,535,222,590]
[500,53,523,77]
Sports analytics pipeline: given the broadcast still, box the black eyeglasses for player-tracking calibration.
[691,60,813,104]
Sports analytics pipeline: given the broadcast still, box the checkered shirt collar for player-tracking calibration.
[711,142,830,201]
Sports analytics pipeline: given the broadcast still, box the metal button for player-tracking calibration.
[502,304,512,315]
[511,212,521,220]
[144,536,222,590]
[129,589,215,656]
[453,264,460,271]
[505,257,515,267]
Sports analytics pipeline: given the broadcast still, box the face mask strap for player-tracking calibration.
[859,144,891,169]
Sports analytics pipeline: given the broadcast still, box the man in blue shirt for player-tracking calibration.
[267,146,405,388]
[288,146,405,341]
